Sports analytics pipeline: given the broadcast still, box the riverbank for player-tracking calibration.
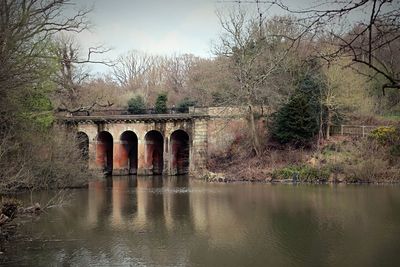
[207,134,400,184]
[0,198,42,254]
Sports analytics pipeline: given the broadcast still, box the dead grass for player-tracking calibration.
[313,137,400,183]
[209,132,400,183]
[209,146,312,181]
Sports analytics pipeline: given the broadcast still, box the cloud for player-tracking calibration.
[72,0,221,73]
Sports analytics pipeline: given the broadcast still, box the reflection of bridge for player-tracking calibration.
[59,108,210,175]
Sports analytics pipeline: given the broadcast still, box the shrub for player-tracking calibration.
[271,165,300,180]
[0,126,92,194]
[318,139,400,183]
[177,98,196,113]
[369,126,399,145]
[271,165,329,182]
[322,142,342,153]
[127,95,146,114]
[342,158,392,183]
[155,92,168,114]
[390,144,400,157]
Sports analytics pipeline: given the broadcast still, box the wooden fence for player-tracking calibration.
[330,125,379,137]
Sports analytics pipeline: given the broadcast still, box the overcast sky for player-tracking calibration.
[67,0,331,74]
[70,0,225,74]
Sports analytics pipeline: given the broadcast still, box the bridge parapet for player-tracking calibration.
[58,107,209,123]
[59,113,208,124]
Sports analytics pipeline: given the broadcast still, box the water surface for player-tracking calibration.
[3,176,400,266]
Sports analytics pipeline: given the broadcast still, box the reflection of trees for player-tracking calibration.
[188,184,400,266]
[14,179,400,266]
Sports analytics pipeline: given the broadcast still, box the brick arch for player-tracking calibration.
[166,125,192,138]
[118,131,138,174]
[76,124,97,142]
[96,131,113,174]
[76,131,89,161]
[170,130,190,175]
[144,130,164,175]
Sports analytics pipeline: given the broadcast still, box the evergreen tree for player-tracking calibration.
[177,98,197,113]
[128,95,146,114]
[270,69,325,146]
[155,92,168,114]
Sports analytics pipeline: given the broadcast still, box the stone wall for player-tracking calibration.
[207,117,247,156]
[190,106,250,157]
[191,118,208,174]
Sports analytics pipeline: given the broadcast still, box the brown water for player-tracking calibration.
[2,176,400,266]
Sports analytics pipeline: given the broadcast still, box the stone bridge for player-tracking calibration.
[59,107,256,176]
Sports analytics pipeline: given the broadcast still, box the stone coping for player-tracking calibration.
[57,113,209,123]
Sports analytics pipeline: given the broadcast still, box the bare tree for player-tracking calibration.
[0,0,90,105]
[113,50,154,89]
[112,51,202,105]
[186,56,236,106]
[163,53,198,93]
[0,0,98,193]
[53,35,114,113]
[271,0,400,91]
[112,50,167,103]
[225,1,400,91]
[214,7,297,155]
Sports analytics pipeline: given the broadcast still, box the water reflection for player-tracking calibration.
[87,176,192,232]
[4,178,400,266]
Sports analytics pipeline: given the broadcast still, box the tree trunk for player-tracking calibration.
[326,109,331,140]
[248,104,260,156]
[317,102,323,150]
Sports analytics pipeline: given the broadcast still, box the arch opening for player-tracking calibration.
[96,131,113,174]
[144,130,164,175]
[170,130,190,175]
[120,131,138,174]
[76,131,89,162]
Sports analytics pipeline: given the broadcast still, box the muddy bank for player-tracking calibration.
[202,170,400,185]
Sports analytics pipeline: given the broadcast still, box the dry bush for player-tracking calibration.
[342,158,395,183]
[208,127,312,181]
[318,139,400,183]
[0,128,31,193]
[25,127,92,189]
[266,148,309,167]
[343,140,400,183]
[0,125,92,193]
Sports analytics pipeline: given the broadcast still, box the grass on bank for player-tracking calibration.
[208,126,400,183]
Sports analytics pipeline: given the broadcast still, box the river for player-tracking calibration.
[2,176,400,266]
